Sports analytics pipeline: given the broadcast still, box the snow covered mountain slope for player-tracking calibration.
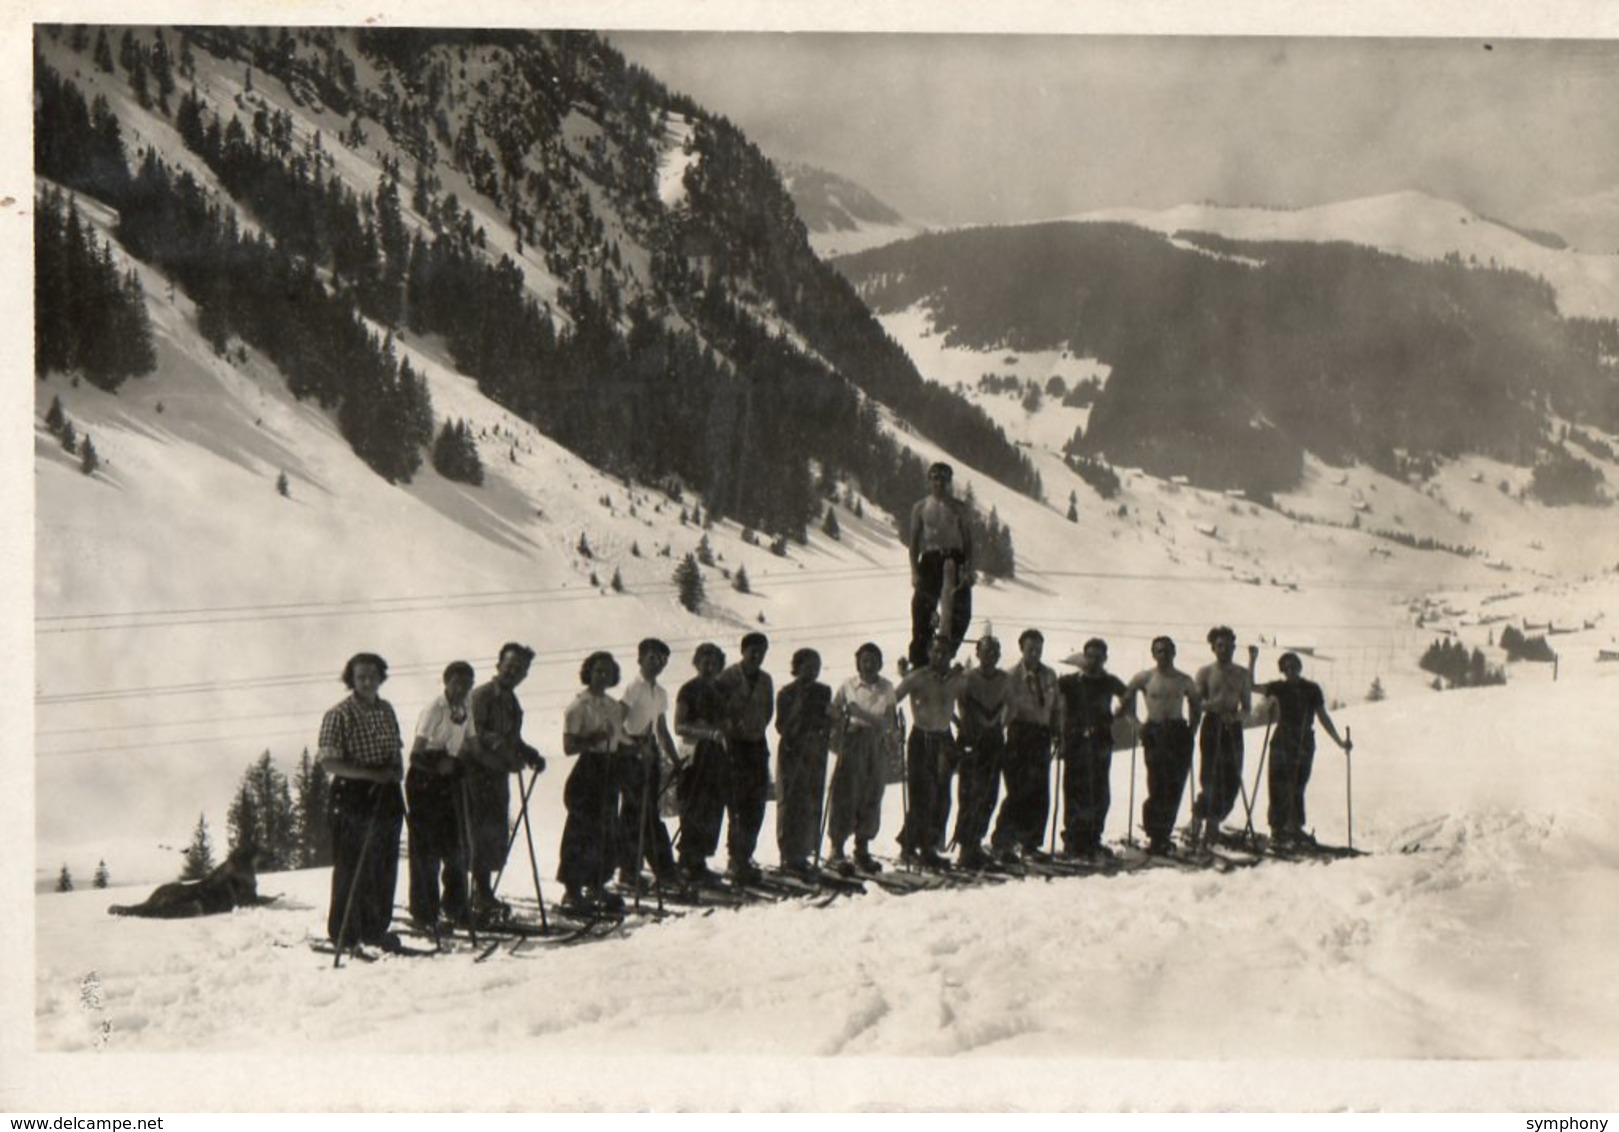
[1074,190,1619,320]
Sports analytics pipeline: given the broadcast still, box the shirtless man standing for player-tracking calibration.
[1191,626,1254,847]
[1123,637,1203,856]
[908,462,974,667]
[894,634,967,869]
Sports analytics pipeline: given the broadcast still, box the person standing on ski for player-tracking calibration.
[558,651,626,912]
[953,634,1009,870]
[318,652,406,951]
[406,660,478,932]
[908,462,974,668]
[827,642,899,875]
[1123,636,1203,856]
[466,642,545,921]
[774,648,834,877]
[1256,651,1352,846]
[674,642,729,883]
[715,632,775,883]
[1192,626,1254,846]
[992,628,1059,863]
[895,634,967,869]
[1055,639,1129,860]
[616,638,680,891]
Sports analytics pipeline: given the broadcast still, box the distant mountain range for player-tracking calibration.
[837,203,1619,496]
[777,160,922,258]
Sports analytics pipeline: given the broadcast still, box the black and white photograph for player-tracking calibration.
[10,0,1619,1115]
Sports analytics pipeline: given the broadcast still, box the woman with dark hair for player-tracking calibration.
[674,643,728,883]
[774,647,833,876]
[318,652,405,952]
[406,661,478,931]
[827,642,898,875]
[557,651,626,911]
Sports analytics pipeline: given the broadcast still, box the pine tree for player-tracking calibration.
[45,395,66,434]
[181,813,215,880]
[93,860,110,888]
[93,29,114,74]
[293,750,331,868]
[1067,491,1079,522]
[577,532,593,559]
[673,553,705,612]
[611,567,624,593]
[79,435,99,476]
[60,420,78,455]
[228,751,298,869]
[733,564,751,594]
[822,505,841,540]
[276,471,290,497]
[56,864,74,892]
[696,534,715,566]
[1367,677,1386,702]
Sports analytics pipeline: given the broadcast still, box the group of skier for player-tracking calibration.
[313,461,1351,954]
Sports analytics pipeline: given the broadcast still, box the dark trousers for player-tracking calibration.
[405,766,468,924]
[827,728,887,847]
[1141,720,1193,845]
[327,777,405,946]
[558,750,619,890]
[727,737,771,865]
[909,550,973,666]
[899,729,956,854]
[1267,729,1316,835]
[676,738,730,863]
[617,740,675,878]
[953,730,1004,849]
[1194,716,1246,827]
[993,722,1052,852]
[462,763,511,893]
[1061,731,1114,852]
[776,733,830,863]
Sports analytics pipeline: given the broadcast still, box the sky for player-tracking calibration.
[609,32,1619,229]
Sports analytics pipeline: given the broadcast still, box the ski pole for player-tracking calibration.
[897,711,915,869]
[518,765,551,933]
[632,740,653,912]
[1126,729,1139,849]
[1345,725,1354,851]
[491,763,541,896]
[454,776,480,947]
[1242,719,1273,846]
[333,782,384,969]
[1048,740,1064,857]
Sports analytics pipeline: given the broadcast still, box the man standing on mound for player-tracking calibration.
[908,462,974,668]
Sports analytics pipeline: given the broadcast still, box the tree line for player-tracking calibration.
[35,187,157,389]
[841,222,1619,495]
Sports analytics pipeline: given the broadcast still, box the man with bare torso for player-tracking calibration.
[895,634,967,868]
[1123,636,1203,856]
[1191,626,1254,846]
[908,462,974,667]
